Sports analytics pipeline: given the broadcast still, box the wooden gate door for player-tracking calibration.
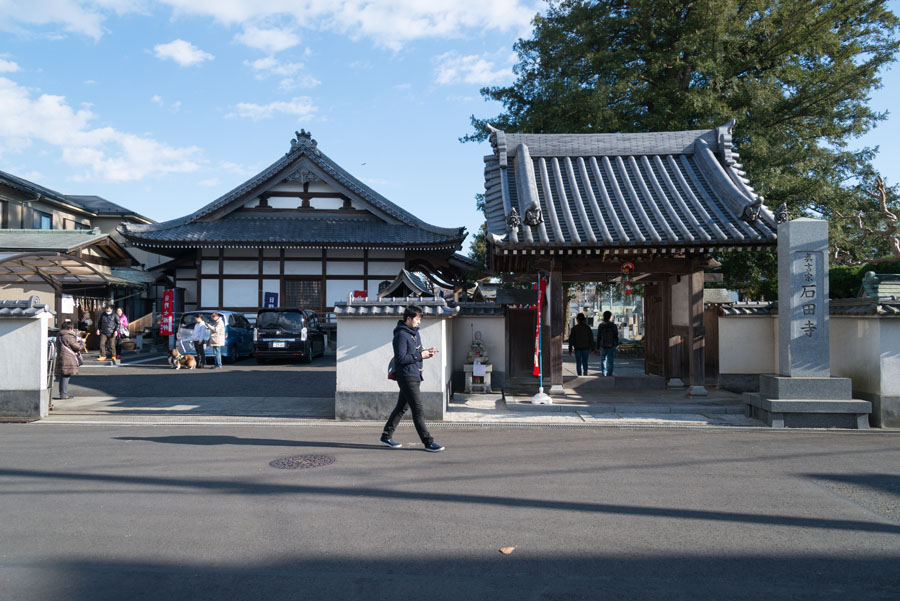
[643,283,665,377]
[507,308,537,377]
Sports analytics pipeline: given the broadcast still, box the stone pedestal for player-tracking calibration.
[464,363,492,393]
[744,375,871,429]
[743,219,871,428]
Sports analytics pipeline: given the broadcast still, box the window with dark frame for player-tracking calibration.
[285,280,322,310]
[32,210,52,230]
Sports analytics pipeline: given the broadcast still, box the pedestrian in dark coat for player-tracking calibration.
[55,321,85,406]
[380,305,445,452]
[596,310,620,376]
[568,312,595,376]
[95,305,119,361]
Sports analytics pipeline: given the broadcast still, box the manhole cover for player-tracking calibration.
[269,454,335,470]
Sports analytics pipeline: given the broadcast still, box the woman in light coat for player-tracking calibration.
[55,321,85,408]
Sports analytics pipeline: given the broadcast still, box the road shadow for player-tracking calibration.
[114,435,385,451]
[6,554,899,601]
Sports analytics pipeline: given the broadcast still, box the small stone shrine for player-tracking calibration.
[464,330,493,393]
[743,218,872,428]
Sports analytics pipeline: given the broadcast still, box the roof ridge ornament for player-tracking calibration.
[289,129,318,155]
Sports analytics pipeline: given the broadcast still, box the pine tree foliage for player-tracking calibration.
[466,0,899,297]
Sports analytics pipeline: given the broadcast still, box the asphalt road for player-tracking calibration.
[69,354,337,398]
[2,424,899,600]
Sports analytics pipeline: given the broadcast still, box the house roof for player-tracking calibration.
[483,121,777,252]
[118,214,463,250]
[0,170,152,223]
[120,130,466,250]
[0,297,55,317]
[860,272,900,298]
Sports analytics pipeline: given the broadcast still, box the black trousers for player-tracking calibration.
[382,378,433,445]
[193,341,206,367]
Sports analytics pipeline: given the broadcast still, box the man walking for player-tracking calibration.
[380,305,445,452]
[568,312,595,376]
[95,305,120,362]
[208,312,226,369]
[596,310,619,377]
[191,314,210,368]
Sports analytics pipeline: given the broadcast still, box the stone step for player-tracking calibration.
[743,393,872,429]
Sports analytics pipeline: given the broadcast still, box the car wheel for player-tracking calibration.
[301,341,313,364]
[228,345,238,364]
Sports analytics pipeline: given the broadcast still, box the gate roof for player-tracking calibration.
[483,121,777,255]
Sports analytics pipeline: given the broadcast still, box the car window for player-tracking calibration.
[181,313,212,327]
[257,311,305,329]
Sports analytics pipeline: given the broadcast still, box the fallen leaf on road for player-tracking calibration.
[499,547,516,554]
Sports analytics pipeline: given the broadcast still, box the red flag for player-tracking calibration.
[532,278,546,376]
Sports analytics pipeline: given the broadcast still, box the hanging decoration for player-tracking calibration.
[621,262,634,296]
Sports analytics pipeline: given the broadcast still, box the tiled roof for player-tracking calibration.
[377,269,433,298]
[334,297,459,317]
[0,298,55,317]
[860,272,900,298]
[0,170,70,205]
[483,121,777,251]
[450,302,504,315]
[121,215,463,249]
[121,131,465,248]
[0,229,106,252]
[718,299,900,317]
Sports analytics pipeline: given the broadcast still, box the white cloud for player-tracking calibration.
[153,39,214,67]
[244,57,320,90]
[0,1,539,48]
[227,96,317,121]
[235,24,300,54]
[0,77,202,181]
[0,59,21,73]
[151,94,163,105]
[151,94,182,111]
[434,50,515,86]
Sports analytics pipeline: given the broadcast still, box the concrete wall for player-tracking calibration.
[451,315,505,392]
[0,313,52,417]
[335,316,451,420]
[830,317,900,427]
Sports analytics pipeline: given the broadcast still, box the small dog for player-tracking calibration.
[169,349,197,370]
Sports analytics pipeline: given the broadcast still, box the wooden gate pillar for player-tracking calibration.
[548,265,565,395]
[688,266,708,396]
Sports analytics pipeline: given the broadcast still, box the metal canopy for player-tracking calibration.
[0,252,138,288]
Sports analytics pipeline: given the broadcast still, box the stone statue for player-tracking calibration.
[466,330,490,364]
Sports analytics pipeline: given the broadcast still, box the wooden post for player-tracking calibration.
[688,266,708,396]
[549,264,565,395]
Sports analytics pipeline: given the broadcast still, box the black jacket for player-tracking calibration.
[98,311,120,335]
[568,322,595,351]
[392,320,424,381]
[597,320,619,348]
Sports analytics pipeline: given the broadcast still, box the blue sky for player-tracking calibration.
[1,0,898,255]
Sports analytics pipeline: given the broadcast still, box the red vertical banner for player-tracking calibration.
[160,289,174,335]
[532,278,546,376]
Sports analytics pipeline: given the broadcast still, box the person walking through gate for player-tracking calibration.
[568,312,595,376]
[208,312,226,369]
[380,305,445,452]
[596,310,619,377]
[55,320,85,407]
[191,314,210,368]
[96,305,120,361]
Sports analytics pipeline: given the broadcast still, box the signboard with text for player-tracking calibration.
[160,289,174,336]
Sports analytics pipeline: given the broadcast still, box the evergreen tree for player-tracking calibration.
[466,0,899,298]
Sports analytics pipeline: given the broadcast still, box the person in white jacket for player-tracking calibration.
[191,314,210,368]
[208,312,226,369]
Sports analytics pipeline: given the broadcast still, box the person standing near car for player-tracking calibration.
[191,314,210,368]
[380,305,445,453]
[95,305,119,361]
[55,320,85,408]
[208,312,226,369]
[596,310,619,377]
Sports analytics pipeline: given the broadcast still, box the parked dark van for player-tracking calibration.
[253,308,326,363]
